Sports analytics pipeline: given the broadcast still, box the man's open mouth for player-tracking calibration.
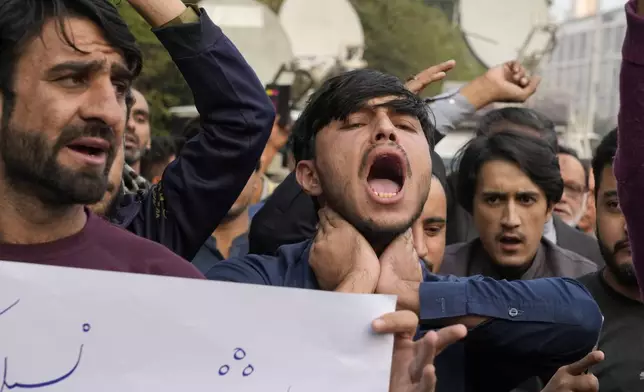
[499,234,523,245]
[367,153,406,199]
[66,138,111,163]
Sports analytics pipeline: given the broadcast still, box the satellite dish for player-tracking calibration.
[198,0,293,85]
[279,0,365,63]
[458,0,553,68]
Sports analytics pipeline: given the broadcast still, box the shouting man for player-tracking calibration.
[206,69,602,392]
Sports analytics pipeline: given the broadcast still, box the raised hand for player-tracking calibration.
[372,311,467,392]
[126,0,189,28]
[405,60,456,95]
[483,60,541,103]
[541,351,604,392]
[309,206,380,293]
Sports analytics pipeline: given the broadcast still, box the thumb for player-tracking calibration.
[564,351,605,376]
[520,74,541,98]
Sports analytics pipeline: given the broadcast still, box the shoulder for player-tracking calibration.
[547,241,598,275]
[89,214,203,279]
[206,240,312,285]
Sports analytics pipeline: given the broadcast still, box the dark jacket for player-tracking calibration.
[109,10,275,261]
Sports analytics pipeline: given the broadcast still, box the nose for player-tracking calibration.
[371,111,398,144]
[500,202,521,229]
[412,222,428,260]
[78,78,125,134]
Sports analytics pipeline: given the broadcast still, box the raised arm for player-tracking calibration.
[122,0,275,260]
[615,0,644,296]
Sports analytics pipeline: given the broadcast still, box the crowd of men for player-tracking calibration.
[0,0,642,391]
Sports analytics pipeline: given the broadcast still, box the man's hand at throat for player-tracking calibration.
[309,207,380,293]
[310,207,422,312]
[377,229,423,312]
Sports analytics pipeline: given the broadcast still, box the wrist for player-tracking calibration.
[128,0,188,28]
[335,270,378,294]
[459,76,499,110]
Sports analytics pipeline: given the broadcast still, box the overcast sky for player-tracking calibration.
[551,0,626,19]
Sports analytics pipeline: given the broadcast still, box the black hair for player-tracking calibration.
[140,135,176,181]
[0,0,143,123]
[477,107,558,151]
[456,130,563,214]
[592,128,618,198]
[557,144,589,190]
[290,69,435,163]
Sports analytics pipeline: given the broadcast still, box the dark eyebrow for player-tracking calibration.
[602,190,618,198]
[481,191,507,198]
[132,108,149,117]
[46,60,134,83]
[423,217,446,225]
[46,59,107,77]
[516,191,540,198]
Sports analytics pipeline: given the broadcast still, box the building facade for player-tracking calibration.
[539,6,625,131]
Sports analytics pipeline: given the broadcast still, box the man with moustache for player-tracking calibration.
[0,0,203,278]
[578,130,644,392]
[207,69,603,392]
[123,88,151,174]
[440,131,597,280]
[553,146,590,230]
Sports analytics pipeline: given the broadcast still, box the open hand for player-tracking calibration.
[541,351,604,392]
[372,311,467,392]
[309,207,380,293]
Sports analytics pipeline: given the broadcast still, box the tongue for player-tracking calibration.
[368,179,401,194]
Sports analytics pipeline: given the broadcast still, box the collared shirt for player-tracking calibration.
[206,239,603,392]
[191,234,249,274]
[440,238,597,279]
[425,90,476,144]
[578,270,644,392]
[543,217,558,244]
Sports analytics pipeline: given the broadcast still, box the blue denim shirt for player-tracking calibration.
[206,240,603,392]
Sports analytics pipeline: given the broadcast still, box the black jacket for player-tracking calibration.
[109,10,275,261]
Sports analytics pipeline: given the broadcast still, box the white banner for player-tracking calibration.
[0,261,396,392]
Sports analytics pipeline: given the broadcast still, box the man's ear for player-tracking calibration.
[295,160,322,197]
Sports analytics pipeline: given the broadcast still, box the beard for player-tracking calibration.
[318,167,426,251]
[124,147,142,165]
[597,232,639,288]
[0,121,116,206]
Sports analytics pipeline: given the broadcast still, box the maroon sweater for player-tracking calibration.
[0,210,204,279]
[616,0,644,297]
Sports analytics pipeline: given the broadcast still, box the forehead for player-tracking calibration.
[131,90,149,112]
[477,160,543,193]
[557,154,584,177]
[421,179,446,218]
[597,165,617,193]
[21,17,125,69]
